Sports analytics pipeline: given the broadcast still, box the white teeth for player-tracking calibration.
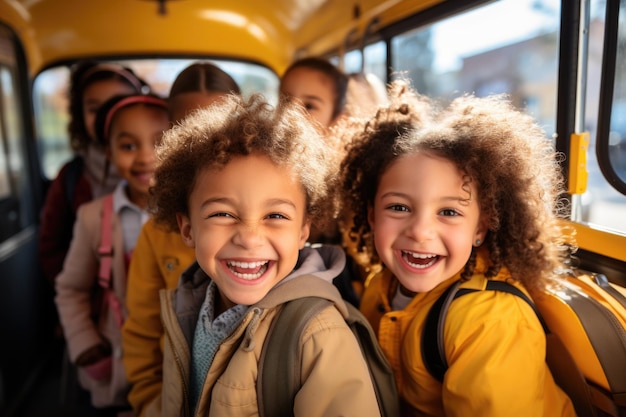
[226,261,269,280]
[227,261,267,268]
[402,251,436,259]
[402,251,438,269]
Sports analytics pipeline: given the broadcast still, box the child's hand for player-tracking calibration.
[75,342,112,366]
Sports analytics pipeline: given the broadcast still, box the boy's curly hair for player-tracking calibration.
[341,80,574,292]
[150,93,340,233]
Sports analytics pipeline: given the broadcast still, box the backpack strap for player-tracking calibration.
[96,194,124,328]
[257,297,330,417]
[422,280,548,383]
[592,273,626,310]
[343,301,400,417]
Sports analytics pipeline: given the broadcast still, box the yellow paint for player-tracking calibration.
[0,0,445,77]
[567,220,626,262]
[568,132,589,194]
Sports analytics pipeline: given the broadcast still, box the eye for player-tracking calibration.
[304,102,318,112]
[439,208,460,217]
[386,204,409,212]
[118,142,137,151]
[208,212,234,219]
[267,212,289,220]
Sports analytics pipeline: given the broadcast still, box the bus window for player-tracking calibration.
[581,0,626,233]
[363,41,387,84]
[344,49,363,73]
[33,58,279,180]
[609,0,626,185]
[390,0,561,134]
[0,26,31,242]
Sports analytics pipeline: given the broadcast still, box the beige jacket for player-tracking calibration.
[159,246,382,417]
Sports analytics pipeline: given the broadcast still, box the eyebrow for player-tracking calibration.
[300,94,325,104]
[380,191,468,204]
[200,197,298,211]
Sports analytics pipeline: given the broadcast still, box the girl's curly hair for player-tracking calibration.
[150,93,340,233]
[341,80,574,292]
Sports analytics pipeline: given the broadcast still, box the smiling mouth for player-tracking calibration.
[226,260,269,280]
[402,251,438,269]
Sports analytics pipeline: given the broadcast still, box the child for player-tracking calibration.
[39,61,148,285]
[151,93,381,416]
[280,58,374,303]
[55,93,169,416]
[121,62,241,417]
[340,81,577,416]
[279,56,348,131]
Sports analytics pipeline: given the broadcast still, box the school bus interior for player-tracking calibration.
[1,0,625,415]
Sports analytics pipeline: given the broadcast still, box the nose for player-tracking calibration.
[135,143,156,166]
[405,212,435,242]
[232,220,264,249]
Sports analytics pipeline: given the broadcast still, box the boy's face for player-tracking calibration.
[178,154,311,308]
[368,152,486,293]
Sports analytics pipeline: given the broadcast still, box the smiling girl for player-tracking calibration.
[340,81,577,417]
[54,93,169,416]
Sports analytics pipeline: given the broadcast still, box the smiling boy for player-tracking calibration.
[149,94,381,417]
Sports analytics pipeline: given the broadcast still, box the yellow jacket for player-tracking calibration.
[122,218,195,417]
[360,255,577,417]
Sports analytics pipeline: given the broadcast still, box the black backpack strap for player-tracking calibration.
[422,280,547,382]
[257,297,331,417]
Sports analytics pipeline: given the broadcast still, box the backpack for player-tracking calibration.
[257,296,400,417]
[421,273,626,417]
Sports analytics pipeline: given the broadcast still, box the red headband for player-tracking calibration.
[80,63,144,92]
[103,95,168,141]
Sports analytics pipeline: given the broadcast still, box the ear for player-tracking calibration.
[176,213,195,248]
[367,204,376,230]
[473,216,489,247]
[299,217,311,249]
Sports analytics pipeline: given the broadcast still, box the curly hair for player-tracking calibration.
[341,80,574,292]
[68,61,148,152]
[150,93,340,233]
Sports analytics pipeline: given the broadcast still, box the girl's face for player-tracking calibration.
[169,91,228,124]
[177,154,311,310]
[107,105,169,208]
[368,152,487,293]
[82,79,138,142]
[280,67,336,128]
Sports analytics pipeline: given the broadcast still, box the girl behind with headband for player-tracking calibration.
[39,61,149,286]
[54,93,169,416]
